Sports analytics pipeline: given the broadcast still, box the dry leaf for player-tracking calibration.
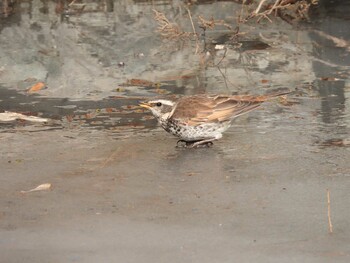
[21,183,51,193]
[27,82,46,93]
[320,77,336,81]
[0,111,48,122]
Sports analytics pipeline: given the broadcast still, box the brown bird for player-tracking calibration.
[140,91,290,148]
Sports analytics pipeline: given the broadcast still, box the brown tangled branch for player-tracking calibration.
[246,0,317,23]
[152,9,195,40]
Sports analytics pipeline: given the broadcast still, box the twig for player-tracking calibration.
[257,13,273,23]
[327,189,333,234]
[267,0,281,14]
[248,0,296,23]
[239,0,248,22]
[215,48,228,66]
[186,8,196,36]
[186,7,200,54]
[254,0,267,14]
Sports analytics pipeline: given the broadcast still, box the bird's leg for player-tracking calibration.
[176,139,216,148]
[176,139,205,148]
[187,138,216,148]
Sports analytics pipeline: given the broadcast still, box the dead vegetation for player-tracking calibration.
[153,9,240,41]
[153,9,195,40]
[246,0,318,23]
[153,0,318,42]
[151,0,319,91]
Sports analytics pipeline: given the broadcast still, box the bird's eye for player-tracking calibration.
[156,102,162,107]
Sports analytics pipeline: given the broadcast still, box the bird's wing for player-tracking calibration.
[169,95,264,126]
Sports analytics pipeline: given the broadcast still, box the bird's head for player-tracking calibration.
[139,99,175,119]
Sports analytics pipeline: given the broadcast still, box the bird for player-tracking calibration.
[139,91,290,148]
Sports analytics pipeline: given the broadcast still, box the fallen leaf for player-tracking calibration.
[320,77,339,81]
[21,183,51,194]
[27,82,46,93]
[0,111,48,122]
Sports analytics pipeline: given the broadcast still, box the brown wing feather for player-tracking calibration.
[170,95,264,126]
[170,96,214,119]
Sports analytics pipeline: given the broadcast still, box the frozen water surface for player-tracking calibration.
[0,1,349,262]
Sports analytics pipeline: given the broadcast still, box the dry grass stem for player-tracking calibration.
[186,7,200,54]
[186,8,196,35]
[215,48,228,66]
[267,0,281,15]
[254,0,268,14]
[327,189,333,234]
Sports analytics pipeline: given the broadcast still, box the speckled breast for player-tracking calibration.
[160,119,230,141]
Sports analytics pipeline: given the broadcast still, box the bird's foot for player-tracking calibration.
[176,139,214,148]
[190,140,214,148]
[176,140,193,148]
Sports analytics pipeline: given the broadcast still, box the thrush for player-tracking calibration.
[140,91,290,148]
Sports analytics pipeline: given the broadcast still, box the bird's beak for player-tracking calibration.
[139,102,151,109]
